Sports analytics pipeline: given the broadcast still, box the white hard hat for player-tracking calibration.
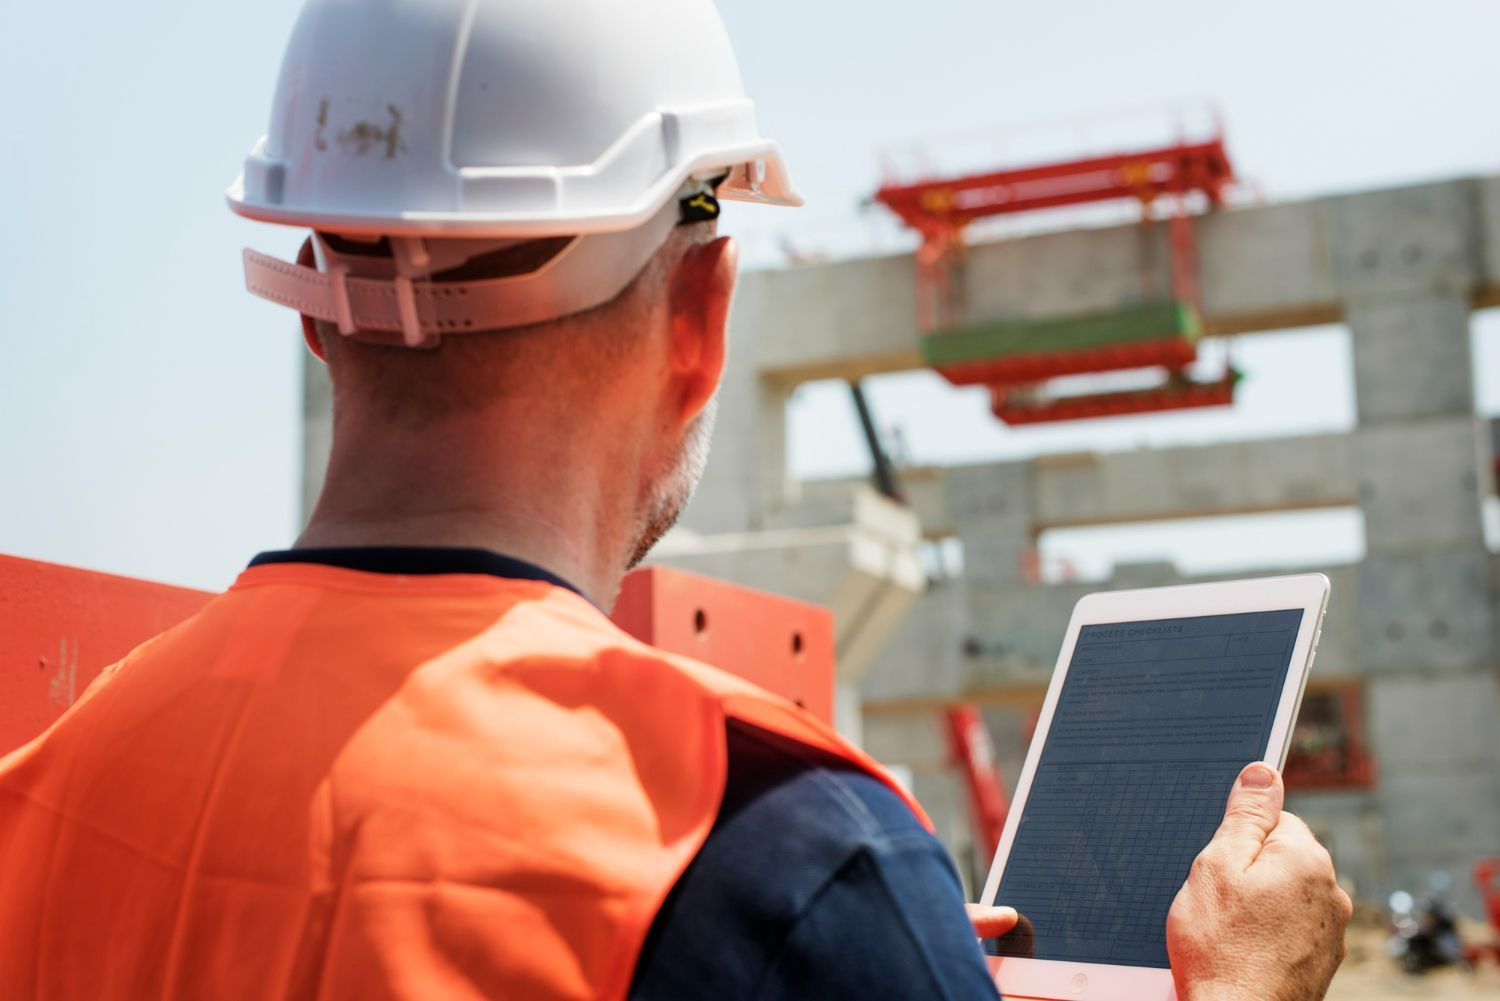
[229,0,801,348]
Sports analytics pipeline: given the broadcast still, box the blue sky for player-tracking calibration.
[3,0,1499,591]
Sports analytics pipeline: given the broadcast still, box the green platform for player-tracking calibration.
[921,300,1202,369]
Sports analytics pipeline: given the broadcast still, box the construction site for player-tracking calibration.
[699,156,1500,988]
[294,137,1500,941]
[5,0,1500,996]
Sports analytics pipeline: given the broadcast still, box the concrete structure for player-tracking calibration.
[302,174,1500,914]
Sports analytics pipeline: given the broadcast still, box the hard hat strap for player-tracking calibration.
[244,188,685,347]
[311,233,358,336]
[390,238,436,348]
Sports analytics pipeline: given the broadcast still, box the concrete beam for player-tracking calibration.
[1024,433,1358,530]
[858,563,1363,712]
[302,176,1500,526]
[740,176,1500,385]
[797,432,1361,539]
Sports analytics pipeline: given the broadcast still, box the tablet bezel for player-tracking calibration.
[977,573,1330,1001]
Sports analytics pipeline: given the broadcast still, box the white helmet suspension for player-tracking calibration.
[228,0,801,349]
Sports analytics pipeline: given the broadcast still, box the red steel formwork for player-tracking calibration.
[874,137,1241,424]
[0,555,213,754]
[0,555,836,754]
[935,329,1200,389]
[874,138,1233,332]
[991,370,1240,425]
[610,565,836,726]
[875,140,1235,235]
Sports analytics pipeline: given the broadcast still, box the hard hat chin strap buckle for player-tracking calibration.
[311,234,358,337]
[390,238,439,349]
[302,234,441,348]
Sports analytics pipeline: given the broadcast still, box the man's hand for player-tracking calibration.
[965,903,1019,939]
[1167,763,1352,1001]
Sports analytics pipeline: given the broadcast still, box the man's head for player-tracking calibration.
[306,219,738,575]
[232,0,797,598]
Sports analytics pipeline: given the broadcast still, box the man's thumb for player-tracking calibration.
[1211,763,1284,862]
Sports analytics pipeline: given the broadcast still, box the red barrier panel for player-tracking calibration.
[0,555,212,754]
[2,557,835,754]
[611,566,836,725]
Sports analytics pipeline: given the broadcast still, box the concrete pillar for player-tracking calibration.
[947,461,1035,587]
[1346,295,1475,423]
[1337,179,1500,916]
[302,354,333,524]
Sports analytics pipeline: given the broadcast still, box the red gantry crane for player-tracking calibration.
[874,133,1243,425]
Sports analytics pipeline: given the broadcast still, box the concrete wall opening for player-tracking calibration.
[1035,506,1367,584]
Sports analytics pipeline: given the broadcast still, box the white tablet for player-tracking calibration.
[978,573,1330,1001]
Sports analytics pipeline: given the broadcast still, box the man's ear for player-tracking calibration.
[667,235,738,423]
[296,236,329,362]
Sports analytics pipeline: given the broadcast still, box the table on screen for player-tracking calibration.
[992,609,1303,969]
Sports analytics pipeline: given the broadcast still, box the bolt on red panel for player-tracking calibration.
[611,566,836,726]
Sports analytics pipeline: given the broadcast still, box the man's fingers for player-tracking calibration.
[1261,809,1319,853]
[966,904,1019,938]
[1263,810,1339,879]
[1209,763,1285,865]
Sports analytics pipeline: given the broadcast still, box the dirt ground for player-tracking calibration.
[1323,920,1500,1000]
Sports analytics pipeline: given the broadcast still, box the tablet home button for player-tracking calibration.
[1069,972,1088,994]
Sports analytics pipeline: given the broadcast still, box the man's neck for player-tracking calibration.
[296,412,645,609]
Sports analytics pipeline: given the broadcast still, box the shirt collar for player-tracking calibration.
[248,547,587,602]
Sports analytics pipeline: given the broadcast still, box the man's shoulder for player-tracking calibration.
[719,720,930,848]
[659,718,937,921]
[628,719,970,1001]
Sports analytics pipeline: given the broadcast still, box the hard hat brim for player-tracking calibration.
[228,134,801,239]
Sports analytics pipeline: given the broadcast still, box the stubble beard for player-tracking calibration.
[625,394,718,570]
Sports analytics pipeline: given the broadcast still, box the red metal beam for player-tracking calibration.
[875,139,1234,234]
[943,705,1010,857]
[991,372,1238,425]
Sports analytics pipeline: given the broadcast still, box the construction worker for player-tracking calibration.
[0,1,1351,998]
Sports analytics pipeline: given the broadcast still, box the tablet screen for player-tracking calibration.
[991,608,1304,968]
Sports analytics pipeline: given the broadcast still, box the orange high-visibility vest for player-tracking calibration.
[0,563,928,1001]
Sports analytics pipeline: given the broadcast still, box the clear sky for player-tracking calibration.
[3,0,1499,591]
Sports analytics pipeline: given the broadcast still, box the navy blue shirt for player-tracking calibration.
[251,548,1001,1000]
[631,719,1000,1000]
